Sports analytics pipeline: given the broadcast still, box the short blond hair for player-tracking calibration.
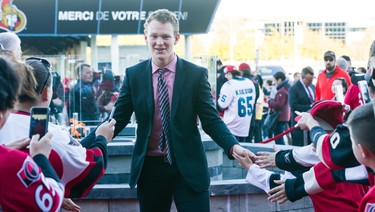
[144,9,179,36]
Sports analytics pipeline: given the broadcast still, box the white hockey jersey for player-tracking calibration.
[0,113,107,198]
[218,78,256,137]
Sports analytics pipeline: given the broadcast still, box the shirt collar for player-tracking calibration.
[15,110,30,116]
[152,54,177,74]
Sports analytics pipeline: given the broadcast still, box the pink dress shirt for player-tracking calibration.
[147,56,177,156]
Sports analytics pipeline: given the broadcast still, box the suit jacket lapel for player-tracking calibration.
[298,80,309,100]
[171,58,186,119]
[298,80,315,102]
[144,60,154,118]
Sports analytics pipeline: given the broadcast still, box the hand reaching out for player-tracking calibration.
[255,145,279,168]
[267,180,288,204]
[233,151,253,170]
[232,144,256,162]
[96,119,116,143]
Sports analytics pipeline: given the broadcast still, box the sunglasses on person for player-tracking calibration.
[25,57,52,94]
[324,58,334,62]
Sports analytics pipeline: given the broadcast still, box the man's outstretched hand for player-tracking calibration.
[232,144,256,162]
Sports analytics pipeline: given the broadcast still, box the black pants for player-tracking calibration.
[137,156,210,212]
[291,128,304,146]
[274,121,288,145]
[253,120,262,143]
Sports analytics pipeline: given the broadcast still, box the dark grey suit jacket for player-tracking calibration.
[288,80,315,125]
[112,57,238,192]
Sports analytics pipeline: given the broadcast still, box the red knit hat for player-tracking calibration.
[238,63,251,71]
[296,100,344,130]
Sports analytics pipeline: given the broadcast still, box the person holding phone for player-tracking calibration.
[331,77,348,102]
[0,55,64,211]
[0,55,115,211]
[29,106,51,138]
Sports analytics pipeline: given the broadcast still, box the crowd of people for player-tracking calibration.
[1,7,375,212]
[217,50,374,147]
[56,63,122,126]
[217,46,375,210]
[0,33,116,211]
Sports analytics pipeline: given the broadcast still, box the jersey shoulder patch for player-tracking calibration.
[17,156,41,188]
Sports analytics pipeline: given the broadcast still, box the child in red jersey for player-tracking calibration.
[347,101,375,212]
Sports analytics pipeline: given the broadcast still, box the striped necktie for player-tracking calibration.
[306,85,314,103]
[158,68,172,165]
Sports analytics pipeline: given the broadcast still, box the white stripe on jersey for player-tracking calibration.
[345,165,368,181]
[293,145,320,167]
[303,167,323,195]
[218,78,256,137]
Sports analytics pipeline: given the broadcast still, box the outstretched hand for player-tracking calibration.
[233,151,253,170]
[255,145,279,168]
[267,180,288,204]
[96,119,116,143]
[232,144,256,162]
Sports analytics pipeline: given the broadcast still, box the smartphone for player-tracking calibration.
[358,80,371,104]
[108,106,116,121]
[334,84,344,104]
[29,106,50,138]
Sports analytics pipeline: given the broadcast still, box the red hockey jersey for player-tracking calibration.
[0,113,108,198]
[0,146,64,211]
[360,185,375,212]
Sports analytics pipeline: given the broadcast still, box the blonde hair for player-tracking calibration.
[144,9,179,36]
[17,63,39,104]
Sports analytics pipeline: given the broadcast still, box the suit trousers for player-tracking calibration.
[291,128,312,146]
[137,156,210,212]
[291,128,304,146]
[274,121,288,145]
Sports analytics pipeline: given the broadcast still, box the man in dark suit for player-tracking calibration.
[69,63,98,125]
[288,66,315,146]
[107,9,252,211]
